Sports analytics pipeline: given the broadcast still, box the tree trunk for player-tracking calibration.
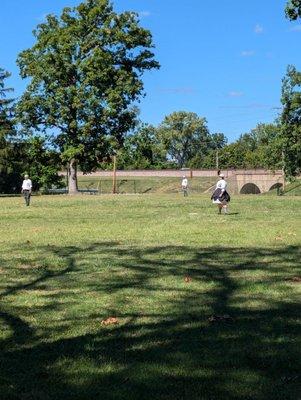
[68,159,78,194]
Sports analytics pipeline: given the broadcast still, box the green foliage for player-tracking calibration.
[23,137,64,190]
[281,65,301,177]
[118,124,169,169]
[0,68,14,138]
[0,68,63,193]
[16,0,159,190]
[157,111,212,168]
[282,3,301,177]
[98,117,283,171]
[0,67,23,193]
[218,141,247,168]
[216,123,282,169]
[285,0,301,20]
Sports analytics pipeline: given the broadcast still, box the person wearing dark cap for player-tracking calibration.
[21,174,32,206]
[211,173,230,214]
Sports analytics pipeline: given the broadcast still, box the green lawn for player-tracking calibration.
[284,179,301,196]
[0,194,300,400]
[77,176,216,194]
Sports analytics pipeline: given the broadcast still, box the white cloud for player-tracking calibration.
[228,91,244,97]
[241,50,255,57]
[254,24,263,34]
[289,25,301,31]
[138,11,151,17]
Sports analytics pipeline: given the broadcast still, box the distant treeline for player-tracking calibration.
[0,0,300,193]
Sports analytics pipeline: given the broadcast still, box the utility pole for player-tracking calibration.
[112,155,117,194]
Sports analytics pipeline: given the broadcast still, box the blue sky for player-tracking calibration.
[1,0,300,141]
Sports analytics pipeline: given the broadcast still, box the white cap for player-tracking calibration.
[182,175,186,178]
[219,173,225,178]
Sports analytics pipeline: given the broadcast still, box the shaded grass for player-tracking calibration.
[0,194,300,399]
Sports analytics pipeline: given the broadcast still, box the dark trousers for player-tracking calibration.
[23,190,31,206]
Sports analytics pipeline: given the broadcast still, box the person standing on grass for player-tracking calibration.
[21,174,32,206]
[211,173,230,214]
[181,175,188,197]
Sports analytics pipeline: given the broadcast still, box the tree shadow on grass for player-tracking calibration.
[0,243,300,400]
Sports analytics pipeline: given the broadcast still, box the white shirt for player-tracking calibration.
[216,179,227,190]
[22,179,32,191]
[182,178,188,188]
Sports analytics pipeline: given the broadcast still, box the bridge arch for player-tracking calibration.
[269,182,283,191]
[240,183,261,194]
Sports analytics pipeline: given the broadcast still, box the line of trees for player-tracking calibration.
[106,115,284,172]
[0,0,300,194]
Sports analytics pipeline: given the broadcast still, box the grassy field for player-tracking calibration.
[77,176,216,194]
[0,193,300,400]
[283,180,301,196]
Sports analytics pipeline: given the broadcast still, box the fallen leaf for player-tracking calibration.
[101,317,119,326]
[184,276,192,283]
[275,236,284,241]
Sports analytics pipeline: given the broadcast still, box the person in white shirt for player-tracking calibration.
[181,176,188,197]
[211,173,230,214]
[21,174,32,206]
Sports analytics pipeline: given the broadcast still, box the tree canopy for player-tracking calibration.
[281,65,301,177]
[157,111,212,168]
[17,0,159,193]
[0,67,21,193]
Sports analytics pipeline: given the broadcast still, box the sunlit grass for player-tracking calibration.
[0,194,300,400]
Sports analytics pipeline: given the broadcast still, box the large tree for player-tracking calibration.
[283,2,301,177]
[122,124,167,169]
[17,0,159,193]
[157,111,212,168]
[0,68,14,153]
[280,66,301,177]
[0,68,22,193]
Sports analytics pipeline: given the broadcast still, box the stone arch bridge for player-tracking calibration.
[226,170,284,194]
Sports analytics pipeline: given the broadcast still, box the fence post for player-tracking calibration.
[112,155,117,194]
